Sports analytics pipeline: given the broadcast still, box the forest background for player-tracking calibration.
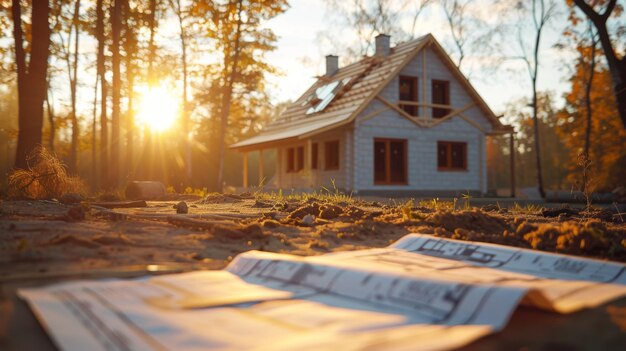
[0,0,624,196]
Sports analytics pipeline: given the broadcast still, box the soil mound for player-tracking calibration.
[428,210,510,235]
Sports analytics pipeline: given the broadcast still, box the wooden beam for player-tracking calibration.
[397,100,452,108]
[428,103,476,126]
[458,113,488,133]
[356,106,390,123]
[258,149,264,187]
[276,148,282,188]
[422,48,427,118]
[242,152,248,189]
[306,138,313,187]
[375,95,427,127]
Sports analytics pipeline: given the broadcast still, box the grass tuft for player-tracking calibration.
[8,147,86,199]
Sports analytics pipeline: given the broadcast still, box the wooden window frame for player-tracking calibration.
[287,146,305,173]
[311,143,318,170]
[437,141,467,171]
[432,79,451,118]
[374,138,408,185]
[286,147,295,173]
[324,140,340,170]
[399,75,419,117]
[296,146,304,171]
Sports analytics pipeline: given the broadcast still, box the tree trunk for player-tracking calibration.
[583,32,596,159]
[573,0,626,129]
[124,0,134,180]
[12,0,51,169]
[92,74,99,191]
[529,0,547,199]
[175,0,191,184]
[96,0,108,189]
[69,0,81,174]
[46,87,55,153]
[141,0,157,181]
[216,0,244,192]
[110,0,122,187]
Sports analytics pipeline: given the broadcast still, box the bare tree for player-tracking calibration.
[124,0,135,180]
[96,0,108,189]
[583,22,598,160]
[68,0,81,173]
[573,0,626,129]
[322,0,431,59]
[12,0,52,169]
[512,0,557,198]
[172,0,191,183]
[216,0,244,192]
[110,0,122,187]
[442,0,474,69]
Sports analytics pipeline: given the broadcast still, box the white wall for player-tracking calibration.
[352,46,492,193]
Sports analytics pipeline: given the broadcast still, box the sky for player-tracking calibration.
[16,0,595,136]
[262,0,575,116]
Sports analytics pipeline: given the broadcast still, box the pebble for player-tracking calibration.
[302,214,315,226]
[175,201,188,214]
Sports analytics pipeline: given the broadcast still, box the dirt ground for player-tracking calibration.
[1,194,626,350]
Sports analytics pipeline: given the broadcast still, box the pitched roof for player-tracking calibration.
[231,34,510,150]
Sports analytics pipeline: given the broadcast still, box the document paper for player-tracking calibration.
[19,234,626,351]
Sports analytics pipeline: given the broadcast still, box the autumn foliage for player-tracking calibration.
[556,53,626,191]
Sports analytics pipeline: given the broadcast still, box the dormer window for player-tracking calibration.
[399,76,418,116]
[432,80,450,118]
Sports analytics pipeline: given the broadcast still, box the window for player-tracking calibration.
[287,148,295,172]
[437,141,467,170]
[286,147,304,172]
[374,138,407,184]
[399,76,418,116]
[296,146,304,171]
[432,80,450,118]
[324,140,340,170]
[311,143,318,169]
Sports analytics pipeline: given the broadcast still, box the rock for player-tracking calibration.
[301,214,315,226]
[59,193,84,204]
[175,201,188,214]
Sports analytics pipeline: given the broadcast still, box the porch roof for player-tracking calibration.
[230,114,349,150]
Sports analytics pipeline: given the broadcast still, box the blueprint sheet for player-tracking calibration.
[18,234,626,351]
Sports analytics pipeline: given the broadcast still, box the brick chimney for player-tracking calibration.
[325,55,339,76]
[375,34,391,57]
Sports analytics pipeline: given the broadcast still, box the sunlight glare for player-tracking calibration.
[136,84,179,131]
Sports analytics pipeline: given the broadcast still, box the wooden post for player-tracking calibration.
[242,152,248,189]
[422,49,427,118]
[510,133,515,198]
[276,148,282,189]
[306,139,312,187]
[258,149,264,187]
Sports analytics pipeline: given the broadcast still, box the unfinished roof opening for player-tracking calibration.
[303,77,351,115]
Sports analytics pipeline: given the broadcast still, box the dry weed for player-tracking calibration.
[8,147,85,199]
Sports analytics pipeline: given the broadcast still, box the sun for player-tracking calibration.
[135,84,179,131]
